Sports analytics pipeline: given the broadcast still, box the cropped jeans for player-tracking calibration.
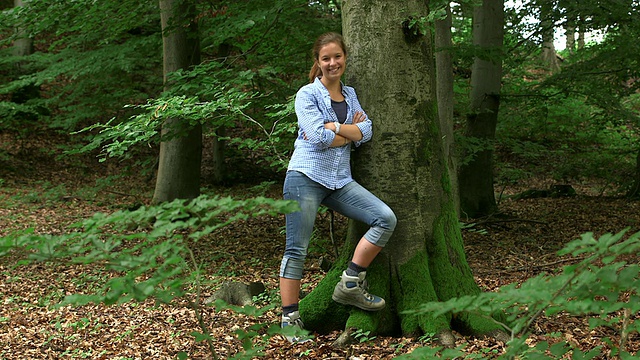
[279,171,397,280]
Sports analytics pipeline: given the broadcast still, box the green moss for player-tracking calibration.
[429,200,479,299]
[299,265,349,333]
[345,257,397,335]
[299,228,357,333]
[441,167,452,196]
[452,311,503,336]
[345,309,380,333]
[396,250,450,335]
[428,198,504,335]
[414,100,439,167]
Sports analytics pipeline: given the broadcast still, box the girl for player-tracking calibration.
[279,32,396,343]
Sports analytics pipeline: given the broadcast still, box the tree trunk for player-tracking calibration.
[458,0,504,218]
[565,20,576,54]
[208,42,232,186]
[13,0,32,58]
[153,0,202,203]
[577,28,585,49]
[10,0,39,105]
[627,148,640,199]
[300,0,499,340]
[210,126,226,185]
[435,4,459,216]
[540,1,560,72]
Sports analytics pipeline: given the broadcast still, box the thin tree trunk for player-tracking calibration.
[458,0,504,218]
[208,42,231,186]
[565,21,576,54]
[210,126,225,185]
[627,148,640,198]
[153,0,202,203]
[577,28,585,49]
[436,4,459,215]
[11,0,39,106]
[540,1,560,72]
[13,0,32,58]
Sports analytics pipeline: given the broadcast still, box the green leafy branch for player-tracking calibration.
[230,97,297,171]
[70,89,247,161]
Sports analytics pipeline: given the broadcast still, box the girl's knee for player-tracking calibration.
[384,208,397,231]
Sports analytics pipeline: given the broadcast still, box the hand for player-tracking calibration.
[323,123,336,131]
[353,111,366,124]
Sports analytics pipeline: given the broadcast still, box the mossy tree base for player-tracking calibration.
[300,245,500,339]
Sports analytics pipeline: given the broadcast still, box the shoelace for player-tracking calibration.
[283,315,304,328]
[355,281,376,302]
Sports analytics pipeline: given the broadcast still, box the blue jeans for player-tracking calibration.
[279,171,397,280]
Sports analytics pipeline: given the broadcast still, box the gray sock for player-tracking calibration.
[346,261,366,277]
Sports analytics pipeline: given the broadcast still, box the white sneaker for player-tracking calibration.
[281,311,313,343]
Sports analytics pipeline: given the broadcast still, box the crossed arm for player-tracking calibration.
[324,111,367,147]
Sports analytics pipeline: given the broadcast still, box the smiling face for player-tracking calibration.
[317,41,346,83]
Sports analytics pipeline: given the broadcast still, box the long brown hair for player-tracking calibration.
[308,32,348,83]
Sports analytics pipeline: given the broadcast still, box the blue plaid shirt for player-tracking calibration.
[287,77,373,190]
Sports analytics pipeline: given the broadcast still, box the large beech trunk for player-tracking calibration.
[299,0,499,340]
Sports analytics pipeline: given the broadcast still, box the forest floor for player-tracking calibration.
[1,131,639,359]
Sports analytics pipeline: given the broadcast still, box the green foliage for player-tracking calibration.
[491,0,640,192]
[497,86,636,188]
[71,83,297,170]
[404,229,640,359]
[227,99,298,171]
[0,1,162,131]
[1,0,341,181]
[352,328,377,343]
[72,90,244,161]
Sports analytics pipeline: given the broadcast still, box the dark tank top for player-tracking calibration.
[331,99,347,124]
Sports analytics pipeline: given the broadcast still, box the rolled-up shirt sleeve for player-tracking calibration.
[354,119,373,146]
[294,88,336,148]
[349,91,373,147]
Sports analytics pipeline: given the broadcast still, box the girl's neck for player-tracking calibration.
[321,77,341,93]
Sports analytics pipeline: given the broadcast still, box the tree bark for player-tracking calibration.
[577,27,585,49]
[210,126,226,185]
[13,0,32,58]
[208,41,232,186]
[540,1,560,72]
[153,0,202,203]
[300,0,499,339]
[627,148,640,199]
[11,0,39,105]
[565,21,576,54]
[435,4,459,216]
[458,0,504,219]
